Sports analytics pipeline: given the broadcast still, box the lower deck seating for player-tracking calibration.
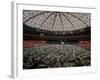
[23,44,90,69]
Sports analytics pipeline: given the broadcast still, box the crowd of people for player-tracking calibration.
[23,44,90,69]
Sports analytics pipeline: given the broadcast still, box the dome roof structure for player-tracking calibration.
[23,10,91,31]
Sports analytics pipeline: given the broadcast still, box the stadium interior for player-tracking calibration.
[23,10,91,69]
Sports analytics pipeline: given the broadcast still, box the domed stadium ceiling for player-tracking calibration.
[23,10,91,31]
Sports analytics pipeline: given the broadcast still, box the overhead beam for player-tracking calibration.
[59,13,64,31]
[62,13,75,30]
[52,13,57,30]
[67,13,88,26]
[39,12,54,28]
[24,12,46,23]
